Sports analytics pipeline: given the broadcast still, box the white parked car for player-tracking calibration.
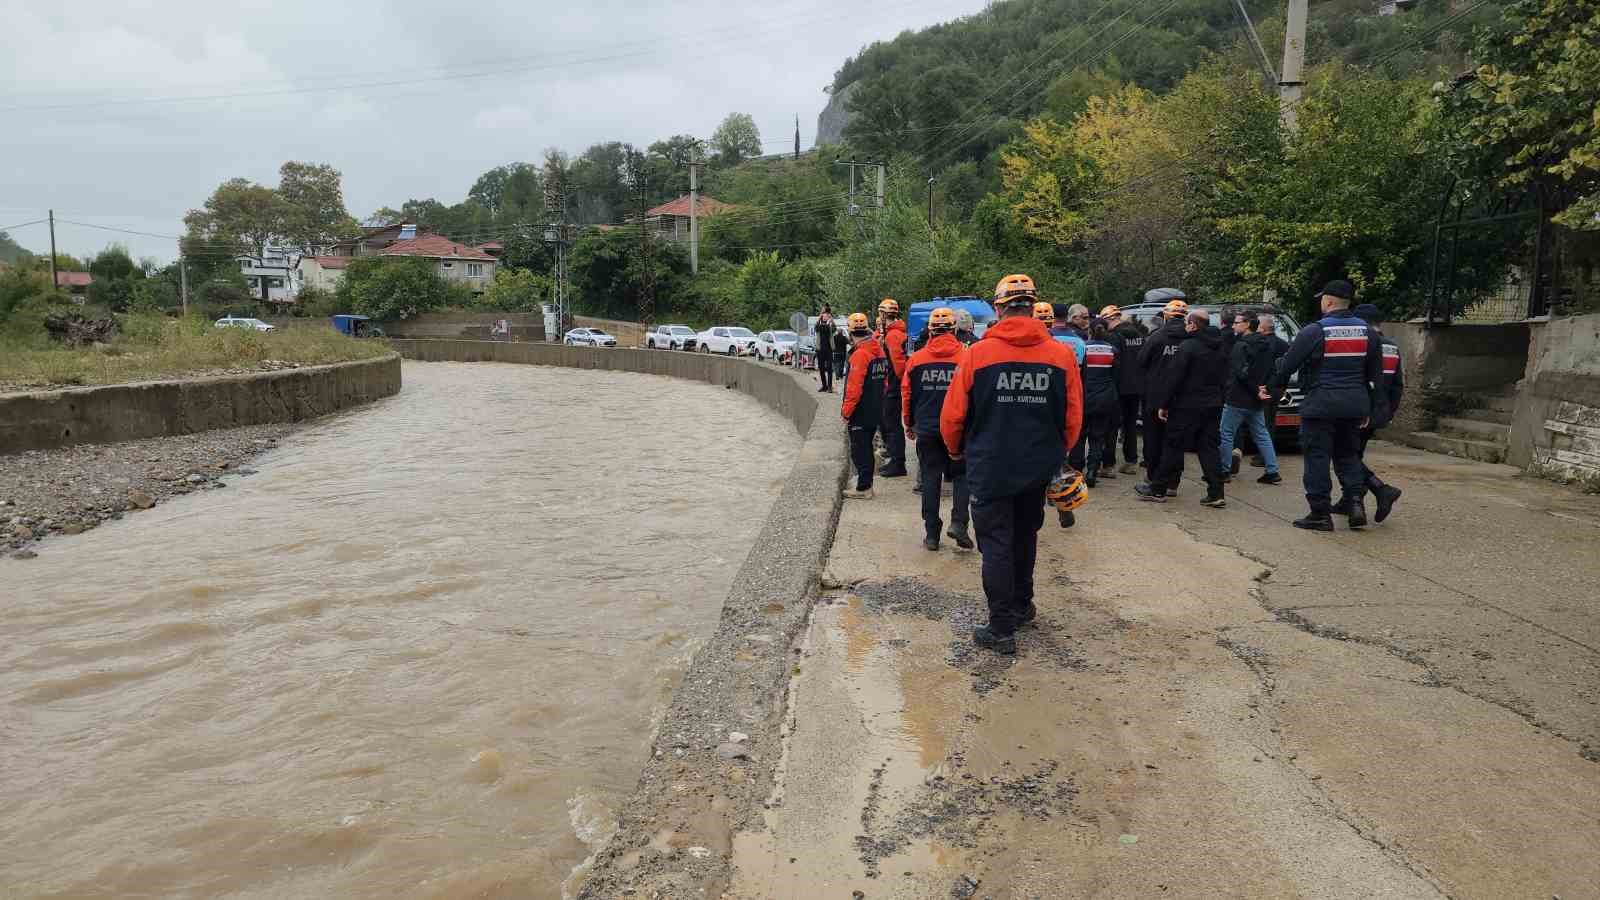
[647,324,698,351]
[564,327,617,347]
[696,326,758,356]
[214,316,275,332]
[754,330,799,363]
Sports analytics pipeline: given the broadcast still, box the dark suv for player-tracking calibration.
[1117,301,1305,442]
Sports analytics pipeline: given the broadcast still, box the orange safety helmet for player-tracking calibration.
[993,274,1038,307]
[1162,298,1190,318]
[1032,301,1056,323]
[877,298,901,317]
[846,312,871,334]
[1047,469,1089,513]
[928,307,957,332]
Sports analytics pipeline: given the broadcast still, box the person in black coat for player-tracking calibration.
[1079,318,1123,486]
[1219,314,1282,484]
[1137,304,1191,491]
[1248,315,1291,468]
[814,307,836,392]
[1138,310,1228,507]
[1109,311,1148,474]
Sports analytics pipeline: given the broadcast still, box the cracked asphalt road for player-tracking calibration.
[729,440,1599,899]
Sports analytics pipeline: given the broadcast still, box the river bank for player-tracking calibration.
[0,423,292,557]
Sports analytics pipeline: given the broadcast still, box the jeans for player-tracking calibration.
[971,481,1048,636]
[878,383,906,468]
[817,354,833,390]
[1301,417,1365,513]
[1153,407,1224,495]
[1119,395,1142,463]
[1219,404,1278,475]
[915,435,969,539]
[848,424,875,491]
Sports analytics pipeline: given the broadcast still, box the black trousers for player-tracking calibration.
[1154,407,1224,495]
[817,354,833,390]
[1301,417,1365,513]
[879,383,906,467]
[916,435,969,539]
[972,481,1048,637]
[1143,398,1167,484]
[1084,411,1118,478]
[1119,395,1142,463]
[848,424,875,491]
[1068,436,1087,472]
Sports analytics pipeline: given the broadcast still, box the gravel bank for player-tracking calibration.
[0,424,294,558]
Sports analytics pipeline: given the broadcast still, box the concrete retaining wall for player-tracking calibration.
[0,353,402,454]
[383,312,546,343]
[1508,313,1600,474]
[1384,322,1530,435]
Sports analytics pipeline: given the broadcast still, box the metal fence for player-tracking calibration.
[1427,179,1599,324]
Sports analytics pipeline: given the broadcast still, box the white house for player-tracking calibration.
[235,249,300,305]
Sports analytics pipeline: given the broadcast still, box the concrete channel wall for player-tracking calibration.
[1508,312,1600,474]
[390,339,849,896]
[0,354,402,454]
[1383,321,1530,436]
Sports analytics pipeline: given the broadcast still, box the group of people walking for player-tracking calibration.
[832,275,1406,656]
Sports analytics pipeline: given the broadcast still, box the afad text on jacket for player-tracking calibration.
[941,316,1083,502]
[842,339,888,426]
[1267,310,1383,420]
[1138,316,1190,407]
[903,332,966,438]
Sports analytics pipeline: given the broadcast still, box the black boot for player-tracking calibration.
[1293,511,1335,532]
[1370,477,1402,523]
[947,524,975,550]
[879,463,908,478]
[973,626,1017,655]
[1058,509,1076,528]
[1331,495,1353,516]
[1017,604,1039,628]
[922,535,940,551]
[1347,496,1367,529]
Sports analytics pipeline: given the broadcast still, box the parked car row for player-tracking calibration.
[644,323,761,355]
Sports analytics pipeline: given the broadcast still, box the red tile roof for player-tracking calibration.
[646,195,739,218]
[55,271,93,288]
[476,241,503,250]
[310,255,352,269]
[379,233,496,261]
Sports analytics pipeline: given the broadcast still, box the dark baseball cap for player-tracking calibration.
[1353,303,1382,323]
[1317,279,1356,301]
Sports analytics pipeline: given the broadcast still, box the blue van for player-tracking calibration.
[905,297,996,346]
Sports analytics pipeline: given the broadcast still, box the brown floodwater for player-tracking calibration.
[0,360,799,899]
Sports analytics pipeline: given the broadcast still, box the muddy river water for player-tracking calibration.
[0,361,799,899]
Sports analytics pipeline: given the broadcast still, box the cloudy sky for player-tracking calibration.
[1,0,984,263]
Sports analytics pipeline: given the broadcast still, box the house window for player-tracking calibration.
[268,277,285,289]
[441,261,454,269]
[240,260,252,271]
[466,263,483,277]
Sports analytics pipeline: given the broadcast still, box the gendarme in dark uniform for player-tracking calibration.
[1266,280,1383,531]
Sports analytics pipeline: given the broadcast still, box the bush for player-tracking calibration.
[337,256,453,321]
[296,285,341,318]
[475,267,551,311]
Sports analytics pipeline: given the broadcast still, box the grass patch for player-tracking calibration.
[0,312,390,390]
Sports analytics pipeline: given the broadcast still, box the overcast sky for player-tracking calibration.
[1,0,984,263]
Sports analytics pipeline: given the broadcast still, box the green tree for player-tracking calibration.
[278,161,361,254]
[86,245,146,313]
[1445,0,1600,229]
[184,177,287,258]
[711,113,763,166]
[336,256,453,321]
[475,267,551,311]
[0,229,31,264]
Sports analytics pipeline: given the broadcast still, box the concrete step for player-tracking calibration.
[1409,431,1508,464]
[1437,416,1511,443]
[1459,407,1514,426]
[1477,393,1518,413]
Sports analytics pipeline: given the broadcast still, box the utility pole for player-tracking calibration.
[179,255,189,316]
[48,209,58,294]
[688,159,702,276]
[1279,0,1309,130]
[638,173,655,328]
[875,162,886,209]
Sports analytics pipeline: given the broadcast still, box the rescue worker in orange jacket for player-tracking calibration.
[876,298,910,477]
[841,312,888,499]
[903,307,973,552]
[941,275,1084,656]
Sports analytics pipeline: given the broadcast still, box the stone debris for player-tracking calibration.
[0,424,292,555]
